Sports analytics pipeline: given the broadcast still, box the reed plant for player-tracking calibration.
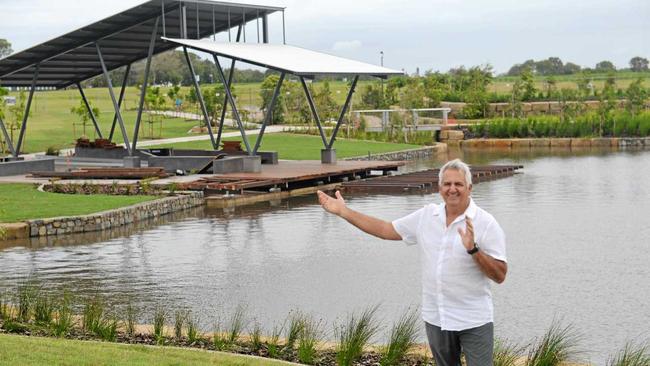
[607,341,650,366]
[0,290,13,320]
[285,310,305,350]
[97,313,118,341]
[249,321,263,352]
[297,315,323,365]
[212,318,228,351]
[493,338,525,366]
[153,306,167,345]
[174,310,187,341]
[226,305,247,344]
[82,297,105,333]
[124,303,138,337]
[34,292,55,325]
[266,323,284,359]
[526,320,582,366]
[52,293,73,337]
[17,283,36,322]
[186,312,200,344]
[335,305,381,366]
[379,308,419,366]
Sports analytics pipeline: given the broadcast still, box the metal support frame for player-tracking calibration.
[96,43,132,156]
[76,82,103,139]
[183,46,218,150]
[109,63,131,141]
[262,14,269,43]
[0,117,16,156]
[282,10,286,44]
[253,72,285,154]
[180,3,187,38]
[213,53,252,154]
[215,25,242,150]
[328,75,358,149]
[15,64,39,157]
[132,17,160,152]
[299,77,328,148]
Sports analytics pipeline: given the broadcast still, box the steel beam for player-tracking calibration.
[183,46,218,150]
[253,72,285,154]
[76,82,103,139]
[132,17,159,152]
[215,25,242,150]
[0,117,17,156]
[299,77,328,149]
[328,75,359,149]
[109,63,131,141]
[96,43,132,155]
[262,14,268,43]
[15,64,39,157]
[213,54,252,154]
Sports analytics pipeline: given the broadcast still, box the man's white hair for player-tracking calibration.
[438,159,472,186]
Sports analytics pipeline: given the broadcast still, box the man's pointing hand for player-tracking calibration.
[317,190,346,216]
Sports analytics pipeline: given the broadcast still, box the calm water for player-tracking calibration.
[1,148,649,364]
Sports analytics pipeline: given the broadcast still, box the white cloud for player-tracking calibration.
[332,40,362,51]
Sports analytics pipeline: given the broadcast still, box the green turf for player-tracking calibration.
[149,133,421,160]
[0,334,295,366]
[0,184,159,223]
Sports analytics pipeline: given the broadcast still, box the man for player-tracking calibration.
[316,159,507,366]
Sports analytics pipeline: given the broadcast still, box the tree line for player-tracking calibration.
[507,56,649,76]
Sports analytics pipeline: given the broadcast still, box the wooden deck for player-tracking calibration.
[179,160,404,194]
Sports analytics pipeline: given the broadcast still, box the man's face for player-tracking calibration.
[440,168,472,208]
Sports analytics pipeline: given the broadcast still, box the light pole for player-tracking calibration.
[380,51,384,67]
[380,51,385,106]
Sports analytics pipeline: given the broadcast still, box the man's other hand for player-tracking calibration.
[317,190,346,216]
[458,217,475,251]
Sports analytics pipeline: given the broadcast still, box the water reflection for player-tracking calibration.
[1,148,649,364]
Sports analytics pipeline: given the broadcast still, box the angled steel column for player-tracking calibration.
[15,64,39,157]
[76,83,103,139]
[96,43,132,156]
[0,117,16,156]
[253,72,285,154]
[109,63,131,141]
[299,77,328,148]
[215,25,242,149]
[262,14,269,43]
[183,46,218,149]
[328,75,359,149]
[213,53,251,154]
[132,17,159,152]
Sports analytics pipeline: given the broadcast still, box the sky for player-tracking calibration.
[0,0,648,75]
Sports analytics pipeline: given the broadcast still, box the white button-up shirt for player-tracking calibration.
[392,198,507,331]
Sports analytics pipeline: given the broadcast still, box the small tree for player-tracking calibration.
[625,78,648,116]
[596,75,617,136]
[0,39,12,58]
[313,80,338,123]
[144,86,166,138]
[70,97,100,138]
[520,66,536,101]
[260,74,285,124]
[595,60,616,72]
[398,77,426,109]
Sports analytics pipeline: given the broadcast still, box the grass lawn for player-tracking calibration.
[150,132,422,160]
[0,334,295,366]
[0,184,159,223]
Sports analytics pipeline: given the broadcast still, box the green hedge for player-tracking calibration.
[469,112,650,138]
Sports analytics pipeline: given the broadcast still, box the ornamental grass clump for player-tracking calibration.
[266,323,284,359]
[82,297,105,333]
[285,310,305,350]
[153,306,167,345]
[17,283,36,322]
[607,341,650,366]
[52,293,73,337]
[212,317,228,351]
[124,303,138,337]
[297,315,323,365]
[226,305,247,345]
[186,312,200,344]
[174,309,187,341]
[249,321,263,352]
[379,308,420,366]
[34,292,55,325]
[526,320,582,366]
[335,305,381,366]
[493,338,525,366]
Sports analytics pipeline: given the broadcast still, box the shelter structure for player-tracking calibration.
[0,0,401,175]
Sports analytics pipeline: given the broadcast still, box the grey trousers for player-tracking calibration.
[424,322,493,366]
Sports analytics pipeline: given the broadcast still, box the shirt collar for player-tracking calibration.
[435,198,477,223]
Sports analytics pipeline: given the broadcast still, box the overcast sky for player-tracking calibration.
[1,0,648,74]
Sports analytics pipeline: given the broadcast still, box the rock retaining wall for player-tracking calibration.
[14,193,204,238]
[460,137,650,149]
[343,144,448,161]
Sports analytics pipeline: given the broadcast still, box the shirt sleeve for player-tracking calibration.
[392,207,426,245]
[479,219,507,263]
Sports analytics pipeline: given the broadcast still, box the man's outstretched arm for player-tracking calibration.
[317,190,402,240]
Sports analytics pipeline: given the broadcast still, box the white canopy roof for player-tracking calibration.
[162,37,404,78]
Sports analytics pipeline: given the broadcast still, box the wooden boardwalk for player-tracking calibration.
[340,165,523,193]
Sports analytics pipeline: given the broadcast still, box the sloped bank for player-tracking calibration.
[458,137,650,149]
[1,193,203,240]
[343,144,448,161]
